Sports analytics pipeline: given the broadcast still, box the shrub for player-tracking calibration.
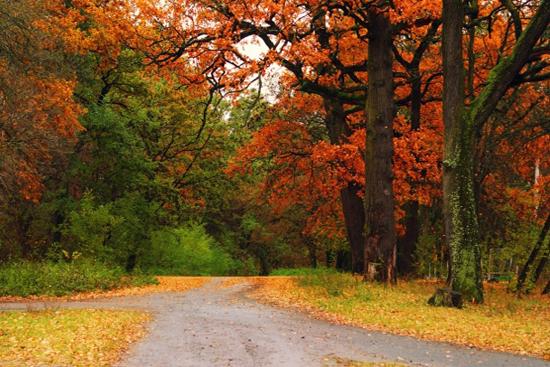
[270,267,324,276]
[141,223,238,276]
[0,260,156,297]
[277,267,359,297]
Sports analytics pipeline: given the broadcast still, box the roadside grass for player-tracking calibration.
[0,276,210,302]
[0,260,157,298]
[0,309,150,367]
[251,272,550,360]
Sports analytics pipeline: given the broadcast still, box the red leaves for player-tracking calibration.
[228,108,445,238]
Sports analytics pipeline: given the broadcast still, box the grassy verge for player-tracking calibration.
[0,276,210,302]
[251,271,550,360]
[0,260,157,297]
[0,309,150,367]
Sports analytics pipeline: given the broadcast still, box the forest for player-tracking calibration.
[0,0,548,305]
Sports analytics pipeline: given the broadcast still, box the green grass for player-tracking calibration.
[271,267,340,276]
[0,260,157,297]
[0,309,150,366]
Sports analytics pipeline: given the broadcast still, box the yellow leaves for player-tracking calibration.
[250,277,550,360]
[0,309,151,367]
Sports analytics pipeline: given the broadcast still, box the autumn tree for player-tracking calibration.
[437,0,549,304]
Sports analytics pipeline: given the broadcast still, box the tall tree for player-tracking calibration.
[363,4,397,283]
[438,0,549,304]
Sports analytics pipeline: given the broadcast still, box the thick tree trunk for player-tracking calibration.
[440,0,483,303]
[363,8,397,284]
[336,250,352,271]
[341,183,366,273]
[435,0,549,306]
[516,213,550,293]
[324,98,365,273]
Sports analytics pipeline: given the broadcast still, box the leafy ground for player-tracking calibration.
[0,276,210,302]
[0,309,150,367]
[248,275,550,360]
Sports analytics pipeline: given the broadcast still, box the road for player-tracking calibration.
[1,278,549,367]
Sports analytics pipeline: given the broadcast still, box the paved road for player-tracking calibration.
[1,278,549,367]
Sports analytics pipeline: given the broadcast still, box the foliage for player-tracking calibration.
[297,268,360,297]
[0,309,150,367]
[0,0,548,298]
[252,277,550,359]
[141,224,239,276]
[0,260,155,297]
[270,268,330,276]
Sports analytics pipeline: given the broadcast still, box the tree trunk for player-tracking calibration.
[516,213,550,293]
[363,8,397,284]
[336,249,352,271]
[543,279,550,295]
[397,201,419,276]
[341,183,366,273]
[305,237,318,268]
[532,247,548,287]
[397,71,421,277]
[324,97,365,273]
[440,0,483,303]
[434,0,549,305]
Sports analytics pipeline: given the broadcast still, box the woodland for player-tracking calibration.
[0,0,549,307]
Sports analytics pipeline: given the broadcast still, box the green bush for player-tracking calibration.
[276,267,358,297]
[274,267,370,299]
[141,223,238,275]
[270,267,325,276]
[0,260,156,297]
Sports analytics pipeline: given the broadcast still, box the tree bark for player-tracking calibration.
[324,97,365,273]
[363,7,397,284]
[440,0,484,303]
[436,0,550,305]
[516,213,550,293]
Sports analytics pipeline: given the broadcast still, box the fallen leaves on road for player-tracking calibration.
[0,309,150,367]
[0,276,210,303]
[249,277,550,360]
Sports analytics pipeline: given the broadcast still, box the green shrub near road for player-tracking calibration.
[0,260,156,297]
[271,267,360,297]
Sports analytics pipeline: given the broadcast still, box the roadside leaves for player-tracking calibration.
[0,309,150,367]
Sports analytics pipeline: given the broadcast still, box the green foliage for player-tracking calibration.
[295,267,358,297]
[270,267,315,276]
[141,223,239,276]
[279,267,372,300]
[0,260,156,297]
[62,193,159,266]
[62,193,121,259]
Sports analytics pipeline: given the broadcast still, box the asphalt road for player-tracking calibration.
[1,278,549,367]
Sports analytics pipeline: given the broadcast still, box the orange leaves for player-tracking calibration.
[0,0,87,203]
[228,106,445,239]
[393,114,443,208]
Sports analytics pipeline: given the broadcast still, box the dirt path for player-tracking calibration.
[1,278,549,367]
